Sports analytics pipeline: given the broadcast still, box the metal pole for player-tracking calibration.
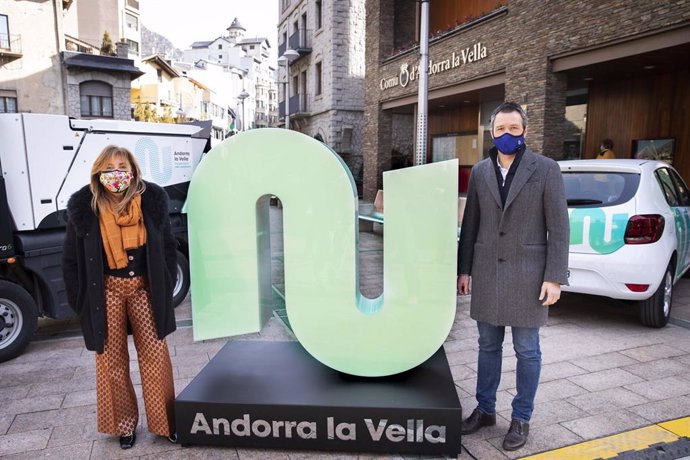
[415,0,430,166]
[285,60,290,130]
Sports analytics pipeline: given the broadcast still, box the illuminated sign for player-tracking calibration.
[187,129,458,377]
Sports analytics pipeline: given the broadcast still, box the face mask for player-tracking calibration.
[600,145,606,151]
[493,132,525,155]
[99,170,133,193]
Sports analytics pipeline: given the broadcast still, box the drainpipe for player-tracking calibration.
[415,0,430,166]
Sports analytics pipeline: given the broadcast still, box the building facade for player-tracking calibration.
[364,0,690,199]
[278,0,366,189]
[0,0,141,120]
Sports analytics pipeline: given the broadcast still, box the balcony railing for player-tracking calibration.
[0,33,22,60]
[288,29,312,56]
[278,93,310,118]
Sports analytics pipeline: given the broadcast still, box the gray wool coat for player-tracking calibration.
[458,149,570,328]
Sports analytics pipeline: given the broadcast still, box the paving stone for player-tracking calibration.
[567,387,650,414]
[0,394,64,417]
[444,350,475,366]
[47,421,105,448]
[287,451,358,459]
[0,367,76,387]
[0,441,92,459]
[8,405,97,434]
[236,447,292,459]
[486,423,583,459]
[620,344,686,362]
[90,430,182,458]
[140,445,240,459]
[566,368,644,392]
[539,361,588,382]
[623,358,690,380]
[0,428,51,456]
[449,364,476,381]
[624,375,690,401]
[499,399,589,428]
[509,379,588,404]
[560,410,649,439]
[570,352,640,372]
[62,389,97,408]
[459,438,508,459]
[0,385,29,401]
[0,415,13,435]
[627,396,690,423]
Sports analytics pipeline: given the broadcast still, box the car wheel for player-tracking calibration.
[639,263,673,328]
[0,280,38,363]
[172,250,190,308]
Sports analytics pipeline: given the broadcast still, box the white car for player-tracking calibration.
[559,159,690,327]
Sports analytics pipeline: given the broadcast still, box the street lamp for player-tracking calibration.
[176,93,185,121]
[278,48,299,130]
[237,90,249,132]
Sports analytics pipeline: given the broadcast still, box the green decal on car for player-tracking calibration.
[569,208,629,254]
[186,129,458,377]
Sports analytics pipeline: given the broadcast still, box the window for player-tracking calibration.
[0,95,17,113]
[79,81,113,118]
[669,169,690,207]
[656,168,680,207]
[0,14,9,49]
[562,172,640,208]
[315,61,322,96]
[218,54,222,59]
[218,44,222,49]
[125,12,138,31]
[126,39,139,55]
[156,68,162,83]
[316,0,322,29]
[250,45,255,49]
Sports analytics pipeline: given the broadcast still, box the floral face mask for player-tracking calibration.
[99,170,133,193]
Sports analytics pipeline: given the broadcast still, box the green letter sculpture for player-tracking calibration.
[187,129,458,376]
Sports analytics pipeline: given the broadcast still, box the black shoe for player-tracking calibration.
[167,432,178,444]
[502,419,529,451]
[119,432,136,449]
[461,408,496,434]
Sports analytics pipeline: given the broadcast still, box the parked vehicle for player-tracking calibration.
[0,113,210,362]
[559,159,690,327]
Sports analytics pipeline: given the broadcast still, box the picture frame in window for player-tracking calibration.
[632,138,675,164]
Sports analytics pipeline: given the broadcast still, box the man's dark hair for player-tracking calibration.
[602,138,614,149]
[490,102,528,132]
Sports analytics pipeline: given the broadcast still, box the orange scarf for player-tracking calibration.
[98,195,147,269]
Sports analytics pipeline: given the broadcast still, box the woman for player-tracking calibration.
[62,145,177,449]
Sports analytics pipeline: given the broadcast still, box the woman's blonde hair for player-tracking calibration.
[90,145,146,215]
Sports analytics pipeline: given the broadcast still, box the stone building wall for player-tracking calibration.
[65,70,133,120]
[364,0,690,199]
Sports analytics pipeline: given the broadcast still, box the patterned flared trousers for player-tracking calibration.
[95,275,175,436]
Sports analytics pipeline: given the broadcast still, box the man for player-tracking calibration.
[457,102,569,451]
[596,138,616,159]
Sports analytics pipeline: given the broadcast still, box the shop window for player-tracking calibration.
[563,88,588,160]
[80,81,113,118]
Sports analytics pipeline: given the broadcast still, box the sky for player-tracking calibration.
[139,0,280,61]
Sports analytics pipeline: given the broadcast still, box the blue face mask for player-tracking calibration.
[493,133,525,155]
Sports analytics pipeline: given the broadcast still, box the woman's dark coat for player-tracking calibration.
[62,182,177,353]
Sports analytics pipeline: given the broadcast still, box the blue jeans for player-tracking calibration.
[475,321,541,423]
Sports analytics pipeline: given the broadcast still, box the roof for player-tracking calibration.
[238,37,271,47]
[62,52,144,79]
[191,40,213,48]
[142,54,181,78]
[227,17,246,31]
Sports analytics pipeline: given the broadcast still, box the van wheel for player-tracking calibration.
[172,250,190,308]
[639,263,673,328]
[0,280,38,363]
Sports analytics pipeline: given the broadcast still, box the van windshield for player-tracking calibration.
[562,172,640,208]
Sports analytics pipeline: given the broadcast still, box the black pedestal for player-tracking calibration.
[175,341,462,455]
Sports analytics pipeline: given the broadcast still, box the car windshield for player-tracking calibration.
[562,172,640,208]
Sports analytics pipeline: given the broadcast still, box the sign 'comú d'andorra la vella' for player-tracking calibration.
[186,129,458,377]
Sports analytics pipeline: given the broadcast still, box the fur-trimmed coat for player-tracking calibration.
[62,182,177,353]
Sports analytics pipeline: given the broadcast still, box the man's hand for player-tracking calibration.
[457,275,471,295]
[539,281,561,306]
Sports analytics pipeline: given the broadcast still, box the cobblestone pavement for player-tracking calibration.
[1,207,690,459]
